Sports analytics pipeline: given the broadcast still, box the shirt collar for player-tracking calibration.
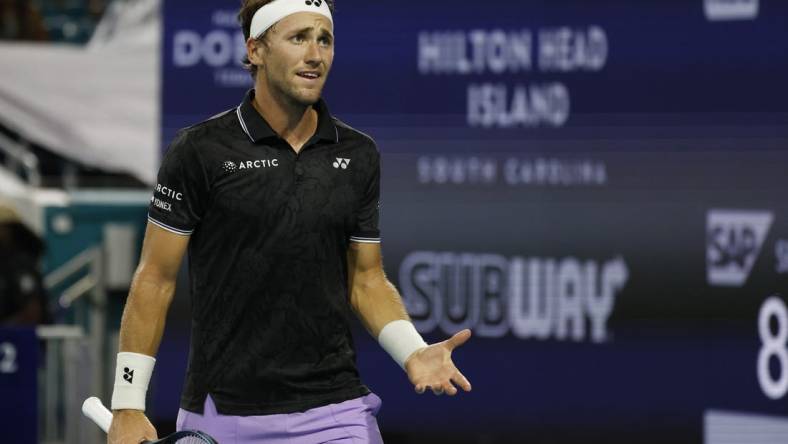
[237,89,339,144]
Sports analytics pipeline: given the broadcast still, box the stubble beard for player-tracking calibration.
[270,73,323,109]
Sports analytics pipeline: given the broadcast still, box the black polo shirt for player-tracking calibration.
[147,90,381,415]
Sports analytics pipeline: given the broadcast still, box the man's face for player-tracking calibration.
[252,12,334,106]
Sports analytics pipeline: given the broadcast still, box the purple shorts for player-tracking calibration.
[176,393,384,444]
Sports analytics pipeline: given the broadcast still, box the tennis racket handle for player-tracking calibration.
[82,396,113,432]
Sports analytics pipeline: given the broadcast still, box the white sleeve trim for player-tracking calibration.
[147,215,193,236]
[350,236,381,244]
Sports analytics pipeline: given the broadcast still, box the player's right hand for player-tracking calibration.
[107,410,157,444]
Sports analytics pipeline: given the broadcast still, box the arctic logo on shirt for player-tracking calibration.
[333,158,351,169]
[223,161,237,172]
[155,183,183,201]
[223,159,279,173]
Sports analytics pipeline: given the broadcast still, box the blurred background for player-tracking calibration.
[1,0,787,443]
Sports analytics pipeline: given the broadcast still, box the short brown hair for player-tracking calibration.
[238,0,336,79]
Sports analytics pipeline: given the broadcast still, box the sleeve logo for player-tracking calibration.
[155,184,183,201]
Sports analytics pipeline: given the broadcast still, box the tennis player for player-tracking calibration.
[108,1,471,443]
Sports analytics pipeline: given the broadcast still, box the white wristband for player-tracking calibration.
[377,320,428,370]
[110,352,155,411]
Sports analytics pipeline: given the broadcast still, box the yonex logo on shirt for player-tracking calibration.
[305,0,323,7]
[152,197,173,212]
[333,158,351,169]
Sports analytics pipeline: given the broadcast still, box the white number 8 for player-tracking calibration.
[758,296,788,400]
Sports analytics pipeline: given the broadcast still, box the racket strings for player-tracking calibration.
[172,437,214,444]
[149,431,218,444]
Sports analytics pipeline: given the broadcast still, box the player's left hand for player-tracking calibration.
[404,329,472,396]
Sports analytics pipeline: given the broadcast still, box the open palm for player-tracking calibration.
[404,329,472,396]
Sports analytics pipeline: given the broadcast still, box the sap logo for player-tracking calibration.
[704,0,759,21]
[333,158,351,169]
[707,209,773,287]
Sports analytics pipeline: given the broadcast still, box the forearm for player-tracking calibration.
[118,267,176,356]
[351,273,410,338]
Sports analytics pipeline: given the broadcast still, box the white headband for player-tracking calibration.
[250,0,333,39]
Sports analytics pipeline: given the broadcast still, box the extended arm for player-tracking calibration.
[348,242,472,396]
